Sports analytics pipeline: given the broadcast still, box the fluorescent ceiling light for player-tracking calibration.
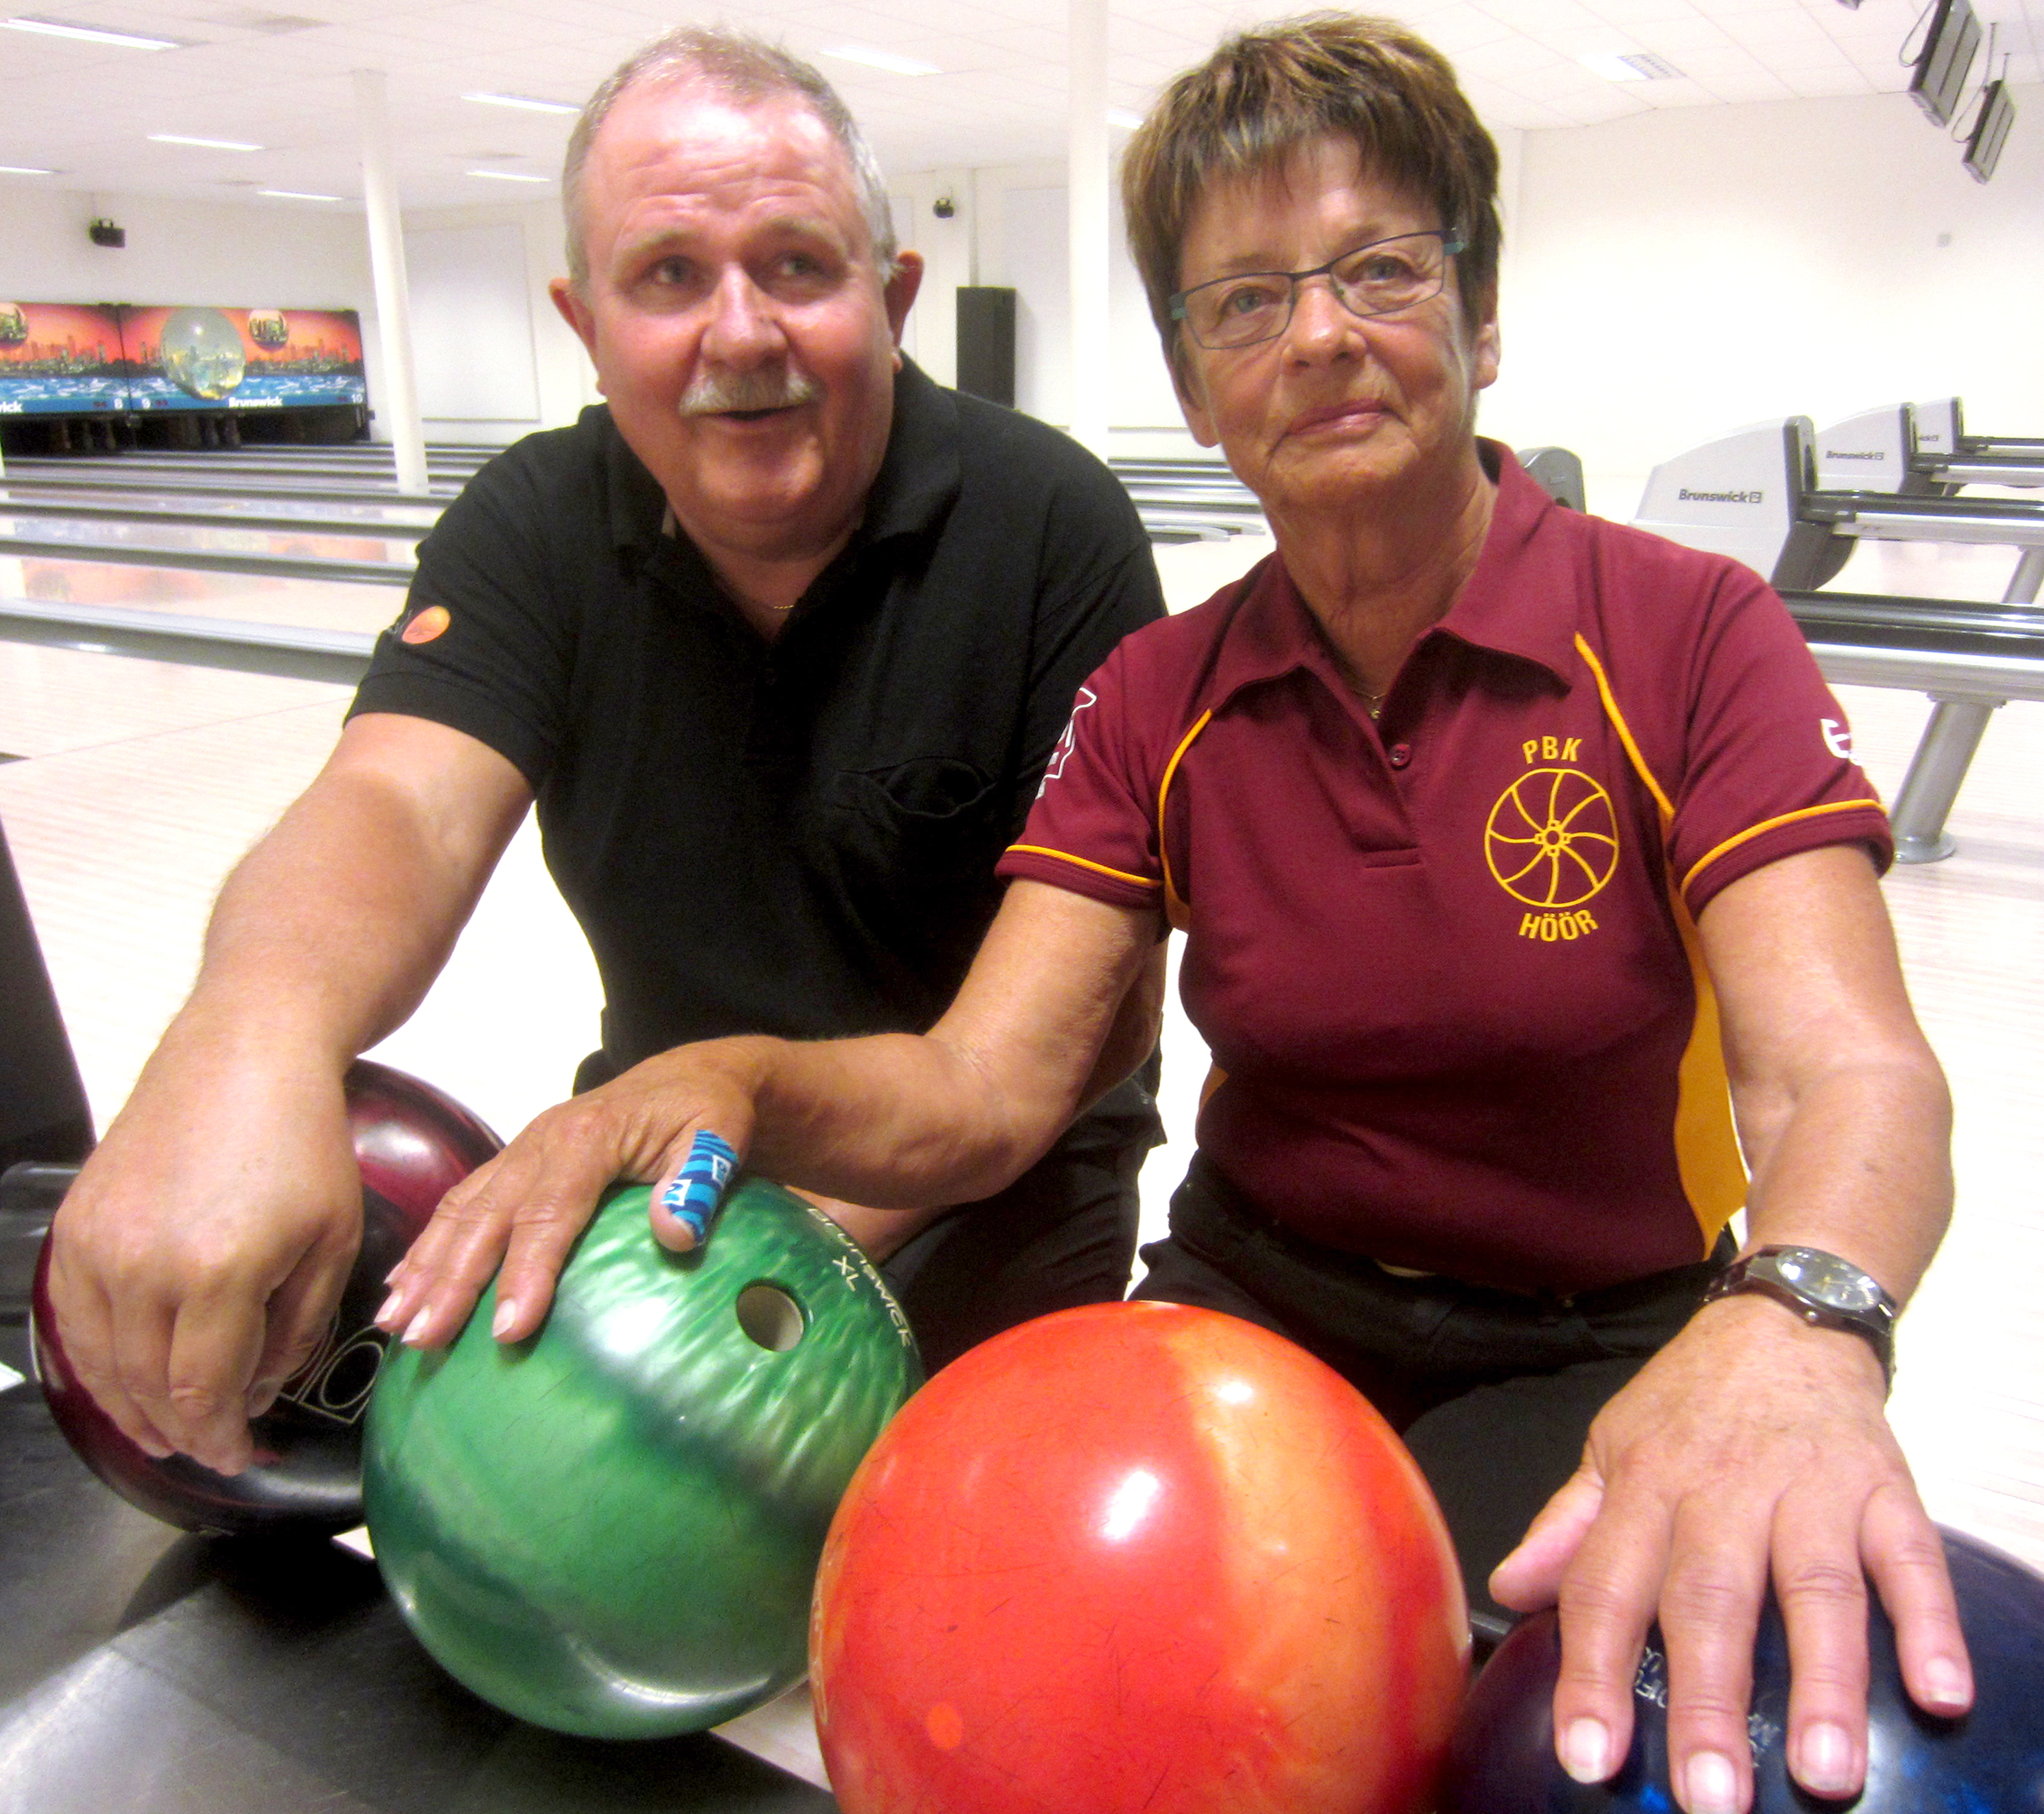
[150,132,263,150]
[3,14,178,49]
[464,90,579,115]
[467,168,550,183]
[260,187,342,200]
[1106,107,1144,130]
[820,44,940,77]
[0,162,58,174]
[1579,50,1684,81]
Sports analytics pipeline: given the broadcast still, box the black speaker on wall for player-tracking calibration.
[955,287,1017,408]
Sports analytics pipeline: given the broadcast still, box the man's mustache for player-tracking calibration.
[679,367,822,417]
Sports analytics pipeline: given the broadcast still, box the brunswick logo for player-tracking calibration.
[1484,767,1620,908]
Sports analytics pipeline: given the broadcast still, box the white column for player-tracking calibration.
[353,68,428,497]
[1066,0,1111,459]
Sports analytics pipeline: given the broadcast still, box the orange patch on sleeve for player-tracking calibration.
[400,604,452,645]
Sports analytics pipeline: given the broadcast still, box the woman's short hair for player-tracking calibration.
[1122,13,1501,360]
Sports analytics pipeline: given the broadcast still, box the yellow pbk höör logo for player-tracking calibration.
[1484,768,1620,907]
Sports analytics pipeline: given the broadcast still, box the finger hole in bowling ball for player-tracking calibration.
[735,1281,806,1353]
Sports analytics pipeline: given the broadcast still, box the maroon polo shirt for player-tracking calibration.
[998,444,1890,1293]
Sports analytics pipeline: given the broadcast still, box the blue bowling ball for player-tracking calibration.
[1442,1527,2044,1811]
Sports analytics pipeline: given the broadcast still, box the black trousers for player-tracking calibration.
[1133,1153,1731,1628]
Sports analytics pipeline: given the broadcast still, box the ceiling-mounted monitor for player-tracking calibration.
[1963,78,2015,182]
[1910,0,1982,125]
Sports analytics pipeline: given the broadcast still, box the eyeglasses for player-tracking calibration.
[1169,229,1466,351]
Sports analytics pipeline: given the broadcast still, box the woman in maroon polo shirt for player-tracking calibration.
[396,16,1970,1813]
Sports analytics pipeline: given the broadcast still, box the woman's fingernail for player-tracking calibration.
[1922,1654,1970,1709]
[492,1297,520,1339]
[403,1306,434,1347]
[1559,1717,1611,1782]
[1796,1720,1855,1794]
[1683,1750,1738,1814]
[245,1378,284,1418]
[374,1290,405,1331]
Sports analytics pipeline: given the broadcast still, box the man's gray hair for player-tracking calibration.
[562,26,898,288]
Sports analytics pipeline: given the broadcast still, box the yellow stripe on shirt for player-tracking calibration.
[1003,844,1161,891]
[1574,634,1674,823]
[1155,708,1214,930]
[1576,632,1747,1257]
[1680,798,1885,900]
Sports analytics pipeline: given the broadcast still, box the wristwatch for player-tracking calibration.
[1701,1245,1898,1387]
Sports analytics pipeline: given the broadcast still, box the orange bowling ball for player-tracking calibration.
[811,1301,1469,1814]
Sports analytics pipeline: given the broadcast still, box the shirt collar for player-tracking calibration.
[604,357,961,560]
[1209,440,1578,709]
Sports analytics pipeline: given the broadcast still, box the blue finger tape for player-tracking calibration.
[661,1131,739,1244]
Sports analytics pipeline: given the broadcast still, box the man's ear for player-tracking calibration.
[549,278,600,365]
[883,250,926,343]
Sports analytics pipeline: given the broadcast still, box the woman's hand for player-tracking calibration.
[1491,845,1968,1812]
[1491,1294,1969,1812]
[376,1040,767,1348]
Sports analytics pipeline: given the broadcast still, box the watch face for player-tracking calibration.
[1775,1248,1884,1312]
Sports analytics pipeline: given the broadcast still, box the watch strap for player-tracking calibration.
[1702,1245,1896,1387]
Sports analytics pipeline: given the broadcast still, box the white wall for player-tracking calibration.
[402,200,597,444]
[0,185,371,313]
[969,158,1198,458]
[1483,86,2044,516]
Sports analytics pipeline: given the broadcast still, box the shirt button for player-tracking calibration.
[1387,742,1412,769]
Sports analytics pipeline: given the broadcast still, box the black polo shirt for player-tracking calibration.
[351,362,1164,1115]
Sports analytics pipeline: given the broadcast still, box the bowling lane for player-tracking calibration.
[0,486,443,537]
[1,552,403,638]
[0,508,418,578]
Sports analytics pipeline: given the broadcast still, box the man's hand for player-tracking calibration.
[43,1046,363,1477]
[377,1043,769,1349]
[1491,1293,1972,1813]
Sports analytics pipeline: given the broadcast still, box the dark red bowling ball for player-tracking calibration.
[30,1060,498,1534]
[1441,1526,2044,1811]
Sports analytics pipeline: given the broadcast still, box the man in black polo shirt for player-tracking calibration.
[44,29,1163,1477]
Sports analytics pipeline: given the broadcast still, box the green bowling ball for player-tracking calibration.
[364,1177,922,1737]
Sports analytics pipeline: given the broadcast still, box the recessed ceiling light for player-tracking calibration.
[149,132,264,150]
[1106,107,1145,130]
[3,14,178,49]
[467,168,550,183]
[0,162,58,174]
[1579,50,1684,82]
[260,187,342,200]
[464,90,579,115]
[820,44,940,77]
